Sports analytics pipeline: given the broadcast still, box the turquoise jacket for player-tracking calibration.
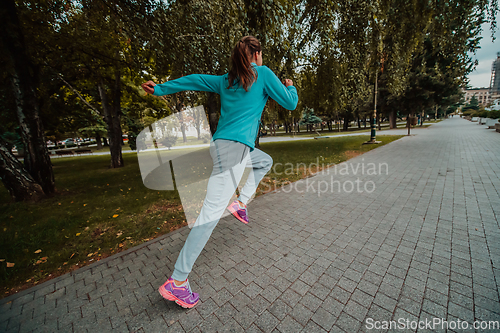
[153,63,298,151]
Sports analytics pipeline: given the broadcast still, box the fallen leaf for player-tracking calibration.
[58,203,61,205]
[116,232,123,237]
[34,249,42,254]
[71,201,74,204]
[40,257,48,261]
[87,253,93,257]
[83,204,87,206]
[85,227,89,231]
[76,233,81,236]
[126,237,131,239]
[70,253,75,259]
[119,243,124,247]
[112,214,119,218]
[6,262,15,268]
[63,262,68,265]
[0,259,4,262]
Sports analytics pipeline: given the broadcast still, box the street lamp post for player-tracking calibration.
[364,65,381,145]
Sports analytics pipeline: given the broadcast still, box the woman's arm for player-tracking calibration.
[262,67,298,110]
[142,74,221,96]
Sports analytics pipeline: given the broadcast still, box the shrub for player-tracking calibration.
[159,132,178,149]
[201,133,210,143]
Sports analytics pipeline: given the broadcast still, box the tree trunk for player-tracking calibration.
[377,108,382,131]
[389,109,397,129]
[0,139,45,202]
[103,137,109,146]
[420,111,425,126]
[343,117,349,131]
[95,133,103,150]
[175,101,187,143]
[407,114,411,136]
[206,92,219,136]
[1,0,55,196]
[98,72,124,168]
[357,117,361,128]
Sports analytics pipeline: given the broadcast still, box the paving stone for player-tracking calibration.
[254,310,279,333]
[276,315,303,333]
[233,305,258,329]
[311,307,337,331]
[290,303,313,326]
[268,299,292,320]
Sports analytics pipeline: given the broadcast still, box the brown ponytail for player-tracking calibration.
[227,36,262,92]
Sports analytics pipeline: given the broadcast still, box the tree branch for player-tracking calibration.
[57,73,101,116]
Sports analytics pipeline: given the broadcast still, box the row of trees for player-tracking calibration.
[0,0,498,202]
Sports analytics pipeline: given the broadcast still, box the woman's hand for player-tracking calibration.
[282,79,293,87]
[141,80,156,94]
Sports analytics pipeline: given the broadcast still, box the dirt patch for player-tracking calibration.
[344,150,363,159]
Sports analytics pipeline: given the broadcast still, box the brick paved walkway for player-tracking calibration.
[1,117,499,332]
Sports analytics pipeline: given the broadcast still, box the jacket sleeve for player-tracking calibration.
[262,66,298,110]
[153,74,221,96]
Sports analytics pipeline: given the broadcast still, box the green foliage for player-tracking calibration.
[299,107,322,126]
[0,129,23,151]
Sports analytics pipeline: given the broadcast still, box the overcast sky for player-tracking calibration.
[467,22,500,88]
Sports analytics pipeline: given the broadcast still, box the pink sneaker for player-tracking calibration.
[158,277,199,308]
[227,200,248,224]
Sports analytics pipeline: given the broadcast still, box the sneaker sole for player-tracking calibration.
[158,282,198,309]
[227,205,248,224]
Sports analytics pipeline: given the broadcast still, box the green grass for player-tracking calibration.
[0,134,403,297]
[265,119,441,137]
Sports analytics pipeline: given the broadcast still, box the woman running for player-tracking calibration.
[141,36,298,308]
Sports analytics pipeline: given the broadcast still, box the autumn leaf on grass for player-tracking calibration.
[76,233,81,236]
[34,249,42,254]
[35,257,48,265]
[0,259,4,262]
[6,262,15,267]
[83,204,87,207]
[112,214,119,218]
[116,232,123,237]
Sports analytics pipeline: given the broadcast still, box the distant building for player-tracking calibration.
[490,53,500,100]
[464,87,491,106]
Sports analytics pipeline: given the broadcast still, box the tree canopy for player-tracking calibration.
[0,0,498,201]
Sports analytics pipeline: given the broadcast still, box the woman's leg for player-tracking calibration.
[171,139,249,281]
[237,147,273,206]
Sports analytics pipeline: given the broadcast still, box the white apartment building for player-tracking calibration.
[464,87,491,106]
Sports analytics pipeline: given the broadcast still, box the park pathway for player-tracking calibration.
[1,117,499,332]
